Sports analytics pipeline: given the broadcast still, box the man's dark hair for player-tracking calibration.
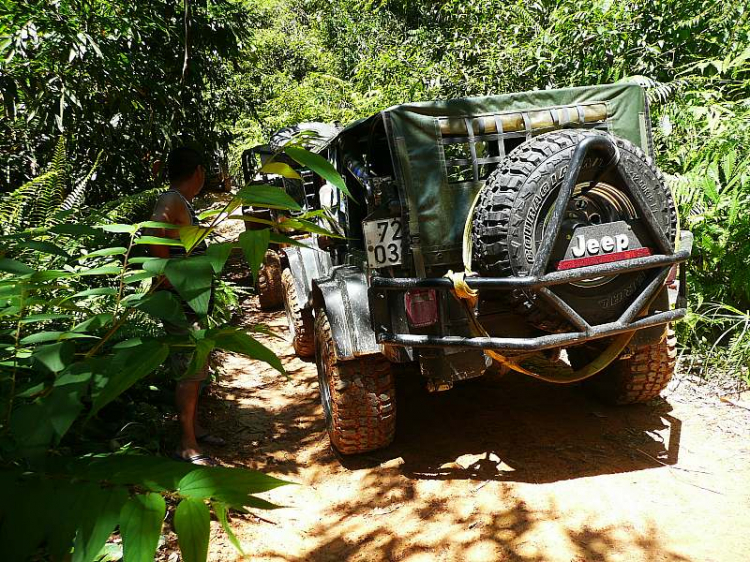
[167,146,205,183]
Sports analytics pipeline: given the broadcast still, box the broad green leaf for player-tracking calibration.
[20,313,73,324]
[132,290,187,325]
[80,455,194,492]
[72,485,129,562]
[205,242,233,274]
[71,287,118,299]
[142,258,170,275]
[120,493,166,562]
[212,502,244,555]
[90,341,170,416]
[98,223,137,234]
[164,258,214,317]
[78,266,122,276]
[0,257,34,274]
[184,338,214,379]
[179,225,212,251]
[134,236,184,247]
[123,271,158,284]
[269,232,313,249]
[18,240,70,258]
[32,341,75,373]
[20,331,98,344]
[31,269,75,281]
[284,218,341,237]
[127,256,161,264]
[285,146,352,198]
[238,229,270,282]
[71,313,113,333]
[235,184,301,211]
[210,328,284,375]
[0,476,53,560]
[76,247,127,260]
[260,161,302,179]
[178,466,289,506]
[50,224,101,237]
[174,498,210,562]
[138,221,180,230]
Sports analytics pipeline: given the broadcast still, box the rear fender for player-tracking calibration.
[282,238,332,310]
[312,266,380,360]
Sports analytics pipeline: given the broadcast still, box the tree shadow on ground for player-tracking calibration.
[339,372,682,484]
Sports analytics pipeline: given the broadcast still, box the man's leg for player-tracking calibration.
[176,379,202,458]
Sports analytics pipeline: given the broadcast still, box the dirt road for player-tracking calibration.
[200,299,750,562]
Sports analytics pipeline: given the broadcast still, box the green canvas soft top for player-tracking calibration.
[341,83,651,271]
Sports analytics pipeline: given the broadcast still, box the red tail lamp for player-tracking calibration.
[405,288,438,328]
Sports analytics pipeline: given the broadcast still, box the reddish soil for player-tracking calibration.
[196,298,750,562]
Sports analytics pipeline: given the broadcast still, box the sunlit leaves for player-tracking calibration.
[238,228,270,282]
[120,493,166,562]
[285,146,352,199]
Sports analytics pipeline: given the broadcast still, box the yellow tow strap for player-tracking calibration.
[444,191,637,383]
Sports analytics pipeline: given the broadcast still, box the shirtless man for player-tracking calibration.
[149,146,219,465]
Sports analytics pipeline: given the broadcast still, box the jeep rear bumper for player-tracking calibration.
[369,230,692,353]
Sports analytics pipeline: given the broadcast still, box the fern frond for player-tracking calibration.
[34,137,69,227]
[60,150,104,213]
[0,170,61,235]
[97,186,167,224]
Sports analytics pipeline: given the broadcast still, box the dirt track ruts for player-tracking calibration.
[198,298,750,562]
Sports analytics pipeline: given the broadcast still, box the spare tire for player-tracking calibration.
[471,129,676,329]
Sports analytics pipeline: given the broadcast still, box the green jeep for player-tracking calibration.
[273,84,692,455]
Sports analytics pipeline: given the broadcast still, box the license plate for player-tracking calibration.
[363,217,404,267]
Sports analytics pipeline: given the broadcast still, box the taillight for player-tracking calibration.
[405,289,438,328]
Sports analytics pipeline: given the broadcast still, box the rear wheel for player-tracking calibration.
[281,268,314,357]
[256,250,283,310]
[571,325,676,404]
[314,310,396,455]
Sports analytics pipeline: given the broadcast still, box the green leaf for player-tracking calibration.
[18,240,71,258]
[164,258,214,317]
[90,341,170,416]
[212,502,244,555]
[32,341,75,373]
[208,327,284,375]
[0,257,34,274]
[285,146,352,198]
[205,242,233,274]
[184,338,214,380]
[138,221,180,230]
[132,290,187,325]
[78,266,122,276]
[71,287,118,299]
[20,331,98,344]
[178,466,289,507]
[123,271,158,284]
[98,223,137,234]
[174,498,210,562]
[260,161,302,179]
[76,247,127,260]
[134,235,184,246]
[238,229,270,282]
[142,258,170,275]
[179,225,212,251]
[50,224,101,237]
[72,485,129,562]
[235,184,302,211]
[120,493,166,562]
[31,269,74,281]
[20,313,73,324]
[71,313,113,333]
[269,232,313,249]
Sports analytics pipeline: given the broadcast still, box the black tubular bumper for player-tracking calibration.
[369,134,693,354]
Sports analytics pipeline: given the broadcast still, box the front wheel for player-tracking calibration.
[314,310,396,455]
[281,268,314,357]
[256,250,283,310]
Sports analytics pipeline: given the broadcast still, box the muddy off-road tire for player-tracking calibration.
[281,268,314,357]
[572,325,677,404]
[314,310,396,455]
[472,129,677,329]
[256,250,283,310]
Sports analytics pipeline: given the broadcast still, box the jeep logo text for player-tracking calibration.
[571,233,629,257]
